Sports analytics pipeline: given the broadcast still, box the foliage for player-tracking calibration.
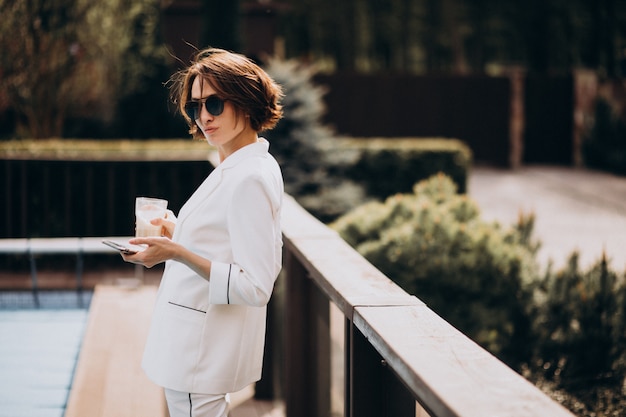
[263,57,330,191]
[331,173,540,366]
[259,58,473,220]
[531,252,626,391]
[80,0,174,139]
[340,137,472,199]
[279,0,626,76]
[331,171,626,415]
[263,58,367,222]
[0,0,172,139]
[0,0,87,138]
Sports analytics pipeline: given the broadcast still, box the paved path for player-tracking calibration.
[469,165,626,271]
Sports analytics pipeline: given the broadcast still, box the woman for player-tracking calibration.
[122,48,284,417]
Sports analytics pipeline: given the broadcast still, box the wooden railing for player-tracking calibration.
[275,194,574,417]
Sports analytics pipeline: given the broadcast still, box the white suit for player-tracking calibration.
[142,139,283,394]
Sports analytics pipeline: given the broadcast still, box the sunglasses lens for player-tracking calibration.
[184,96,225,119]
[184,102,199,120]
[206,96,224,116]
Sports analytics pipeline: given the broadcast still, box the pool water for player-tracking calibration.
[0,292,91,417]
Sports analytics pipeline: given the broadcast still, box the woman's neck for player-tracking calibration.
[217,129,258,163]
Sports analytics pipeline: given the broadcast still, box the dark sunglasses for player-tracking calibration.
[184,95,225,120]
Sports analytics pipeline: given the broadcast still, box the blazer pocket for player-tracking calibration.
[155,301,207,364]
[166,301,206,323]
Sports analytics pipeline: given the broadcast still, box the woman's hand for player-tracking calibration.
[121,236,180,268]
[149,209,177,239]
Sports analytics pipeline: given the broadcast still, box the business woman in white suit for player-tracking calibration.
[122,48,284,417]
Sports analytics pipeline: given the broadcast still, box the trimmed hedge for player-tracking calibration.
[292,136,472,223]
[336,137,472,199]
[0,138,211,160]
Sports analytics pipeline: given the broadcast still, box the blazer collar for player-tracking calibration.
[175,138,270,227]
[217,138,270,171]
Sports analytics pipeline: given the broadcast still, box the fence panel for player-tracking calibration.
[1,159,212,238]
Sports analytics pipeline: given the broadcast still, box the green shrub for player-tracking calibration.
[532,252,626,390]
[331,173,538,366]
[338,137,472,199]
[263,58,330,195]
[331,171,626,415]
[263,59,367,222]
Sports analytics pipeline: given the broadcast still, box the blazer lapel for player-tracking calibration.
[174,139,270,229]
[176,165,223,225]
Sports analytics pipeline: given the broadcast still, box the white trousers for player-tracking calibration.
[164,388,230,417]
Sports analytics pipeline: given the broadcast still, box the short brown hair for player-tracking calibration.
[170,48,283,139]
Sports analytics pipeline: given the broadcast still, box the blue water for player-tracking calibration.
[0,292,91,417]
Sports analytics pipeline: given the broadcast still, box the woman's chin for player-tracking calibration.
[201,131,216,146]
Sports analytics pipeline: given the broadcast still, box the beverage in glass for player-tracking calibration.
[135,197,168,237]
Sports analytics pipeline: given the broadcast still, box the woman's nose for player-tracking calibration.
[199,102,213,122]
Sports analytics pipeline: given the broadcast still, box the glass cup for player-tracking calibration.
[135,197,168,237]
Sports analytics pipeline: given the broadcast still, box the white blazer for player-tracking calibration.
[142,139,284,394]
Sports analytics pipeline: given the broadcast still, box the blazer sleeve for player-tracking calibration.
[209,173,281,307]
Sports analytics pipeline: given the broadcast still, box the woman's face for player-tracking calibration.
[190,76,255,154]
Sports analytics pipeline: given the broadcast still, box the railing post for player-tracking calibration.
[348,318,415,417]
[75,242,85,309]
[28,244,40,308]
[20,161,27,237]
[284,249,309,416]
[284,248,330,417]
[311,275,331,417]
[255,290,277,399]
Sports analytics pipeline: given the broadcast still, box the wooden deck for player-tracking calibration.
[64,284,283,417]
[64,285,166,417]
